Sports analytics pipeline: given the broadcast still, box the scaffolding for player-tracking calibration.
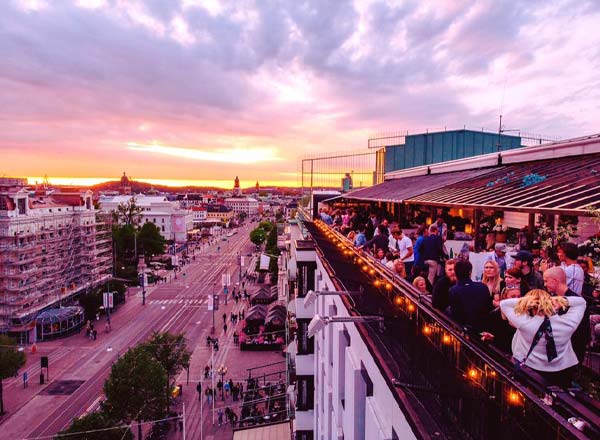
[0,188,113,342]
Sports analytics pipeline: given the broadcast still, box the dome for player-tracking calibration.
[120,172,130,185]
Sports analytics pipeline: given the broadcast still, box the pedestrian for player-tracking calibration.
[224,380,230,398]
[197,381,202,400]
[92,329,97,340]
[223,323,228,333]
[223,313,227,324]
[218,408,224,426]
[178,412,184,431]
[204,365,210,378]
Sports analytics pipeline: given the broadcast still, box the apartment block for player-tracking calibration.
[0,178,112,343]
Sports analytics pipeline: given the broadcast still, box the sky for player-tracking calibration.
[1,0,600,188]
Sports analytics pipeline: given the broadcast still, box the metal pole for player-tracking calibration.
[211,345,215,425]
[200,378,203,440]
[182,402,186,440]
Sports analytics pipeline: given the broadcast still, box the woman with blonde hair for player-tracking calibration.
[412,276,429,294]
[500,289,586,387]
[482,260,503,298]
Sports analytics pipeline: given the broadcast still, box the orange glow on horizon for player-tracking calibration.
[26,176,301,189]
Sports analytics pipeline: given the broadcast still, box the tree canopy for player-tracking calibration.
[112,197,142,226]
[139,332,190,381]
[137,222,166,259]
[0,335,26,415]
[103,347,168,425]
[249,228,267,246]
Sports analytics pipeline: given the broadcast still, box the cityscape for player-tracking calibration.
[1,2,600,440]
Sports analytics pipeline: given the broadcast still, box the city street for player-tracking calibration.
[0,222,267,440]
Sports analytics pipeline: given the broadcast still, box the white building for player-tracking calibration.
[224,196,259,215]
[99,194,193,243]
[0,179,112,343]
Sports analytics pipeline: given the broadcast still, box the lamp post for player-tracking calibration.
[217,364,228,400]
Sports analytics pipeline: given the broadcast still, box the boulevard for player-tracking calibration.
[0,222,263,439]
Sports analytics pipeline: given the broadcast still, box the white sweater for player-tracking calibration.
[500,297,586,372]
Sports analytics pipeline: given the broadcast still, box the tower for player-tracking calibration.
[120,172,132,195]
[255,181,259,193]
[233,176,241,196]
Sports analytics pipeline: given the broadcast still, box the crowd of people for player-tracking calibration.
[318,205,600,388]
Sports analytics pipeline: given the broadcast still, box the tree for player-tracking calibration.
[103,347,168,440]
[137,223,166,259]
[258,221,273,232]
[140,332,190,412]
[112,197,142,226]
[250,228,267,246]
[140,332,190,380]
[55,412,133,440]
[113,224,136,264]
[0,335,26,415]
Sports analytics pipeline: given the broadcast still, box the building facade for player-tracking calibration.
[0,179,112,343]
[224,197,259,215]
[99,194,193,243]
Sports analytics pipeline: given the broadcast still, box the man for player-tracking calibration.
[544,267,589,363]
[436,217,448,241]
[432,259,457,313]
[487,243,507,277]
[557,242,584,295]
[196,381,202,401]
[512,250,544,295]
[360,224,390,253]
[449,260,493,332]
[374,218,390,237]
[389,228,414,277]
[319,208,333,225]
[353,224,368,247]
[419,224,445,285]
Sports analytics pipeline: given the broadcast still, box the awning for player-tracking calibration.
[339,168,497,202]
[233,421,291,440]
[406,153,600,214]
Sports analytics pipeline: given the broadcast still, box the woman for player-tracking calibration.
[504,267,528,297]
[500,289,586,388]
[412,276,429,294]
[577,256,595,297]
[393,259,407,279]
[482,260,504,298]
[483,287,521,353]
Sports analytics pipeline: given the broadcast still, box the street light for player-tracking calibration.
[307,314,384,338]
[304,288,363,308]
[217,364,228,400]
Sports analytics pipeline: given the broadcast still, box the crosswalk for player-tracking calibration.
[149,298,206,306]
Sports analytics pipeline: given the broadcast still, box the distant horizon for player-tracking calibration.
[25,176,301,190]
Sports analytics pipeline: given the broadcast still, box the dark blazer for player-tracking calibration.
[432,276,455,312]
[421,234,444,263]
[449,280,493,332]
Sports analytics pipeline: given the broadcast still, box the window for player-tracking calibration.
[296,375,314,411]
[17,198,26,215]
[296,319,314,354]
[360,362,373,397]
[161,226,165,232]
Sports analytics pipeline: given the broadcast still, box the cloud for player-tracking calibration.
[1,0,599,184]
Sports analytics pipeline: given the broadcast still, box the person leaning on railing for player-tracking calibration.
[500,289,586,388]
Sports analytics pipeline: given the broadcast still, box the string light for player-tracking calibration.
[394,296,403,305]
[442,334,452,345]
[468,368,478,380]
[508,390,522,406]
[368,268,375,275]
[385,283,393,290]
[374,280,381,287]
[362,265,369,272]
[423,325,432,335]
[407,303,415,313]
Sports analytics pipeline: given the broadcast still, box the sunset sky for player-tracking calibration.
[2,0,600,188]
